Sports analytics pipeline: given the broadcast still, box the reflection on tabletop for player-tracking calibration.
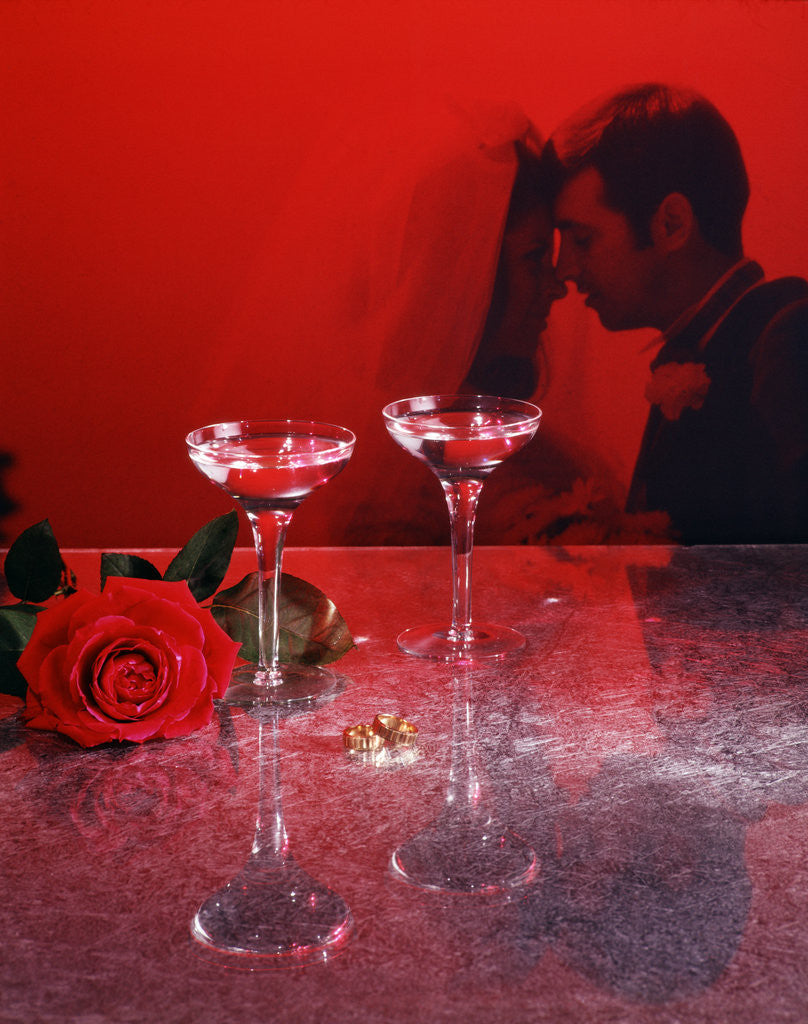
[389,667,538,896]
[190,697,354,968]
[2,545,808,1023]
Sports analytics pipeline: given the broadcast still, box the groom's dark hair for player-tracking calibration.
[546,83,749,258]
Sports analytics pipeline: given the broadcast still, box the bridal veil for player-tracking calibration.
[196,99,540,543]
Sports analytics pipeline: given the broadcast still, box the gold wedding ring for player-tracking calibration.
[342,724,385,751]
[372,714,418,748]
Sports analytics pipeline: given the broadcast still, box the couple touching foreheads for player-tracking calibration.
[461,83,806,546]
[221,82,806,546]
[382,82,806,546]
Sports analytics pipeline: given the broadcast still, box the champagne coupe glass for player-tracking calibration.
[390,669,538,896]
[186,419,355,704]
[383,395,541,661]
[191,707,354,966]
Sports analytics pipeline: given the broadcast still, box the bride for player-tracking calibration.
[194,100,573,544]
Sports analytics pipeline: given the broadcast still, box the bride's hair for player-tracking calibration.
[467,140,555,400]
[505,139,555,231]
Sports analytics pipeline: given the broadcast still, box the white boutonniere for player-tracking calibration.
[645,362,711,421]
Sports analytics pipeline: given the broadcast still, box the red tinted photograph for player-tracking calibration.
[2,2,808,1022]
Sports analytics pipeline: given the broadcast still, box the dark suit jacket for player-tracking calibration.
[627,268,808,543]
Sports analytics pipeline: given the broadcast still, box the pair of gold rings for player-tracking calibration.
[343,714,418,752]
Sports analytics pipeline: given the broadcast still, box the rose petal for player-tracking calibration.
[18,590,93,683]
[91,641,171,721]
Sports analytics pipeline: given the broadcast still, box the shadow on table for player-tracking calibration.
[472,670,756,1004]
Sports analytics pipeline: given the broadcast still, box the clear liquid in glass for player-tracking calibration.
[189,433,353,508]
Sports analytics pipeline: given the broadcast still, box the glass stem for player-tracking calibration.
[245,507,293,680]
[446,669,483,814]
[441,479,484,644]
[251,715,289,868]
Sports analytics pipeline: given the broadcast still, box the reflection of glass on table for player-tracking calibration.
[190,708,354,967]
[390,669,538,896]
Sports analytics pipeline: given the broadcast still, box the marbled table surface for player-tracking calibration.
[2,545,807,1024]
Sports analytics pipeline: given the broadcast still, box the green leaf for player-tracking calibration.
[163,511,239,601]
[0,603,42,652]
[3,520,63,603]
[211,571,354,666]
[0,604,41,698]
[100,553,162,590]
[0,651,27,699]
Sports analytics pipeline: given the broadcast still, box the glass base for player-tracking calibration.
[190,863,354,968]
[396,622,526,661]
[223,663,337,706]
[390,823,538,896]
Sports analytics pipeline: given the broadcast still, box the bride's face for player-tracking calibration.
[497,204,567,357]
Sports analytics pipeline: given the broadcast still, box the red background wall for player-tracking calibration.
[3,0,807,547]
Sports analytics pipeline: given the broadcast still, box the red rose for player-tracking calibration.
[18,577,240,748]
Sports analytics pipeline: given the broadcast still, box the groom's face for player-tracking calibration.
[554,167,666,331]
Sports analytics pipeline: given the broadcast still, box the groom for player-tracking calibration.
[546,83,808,543]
